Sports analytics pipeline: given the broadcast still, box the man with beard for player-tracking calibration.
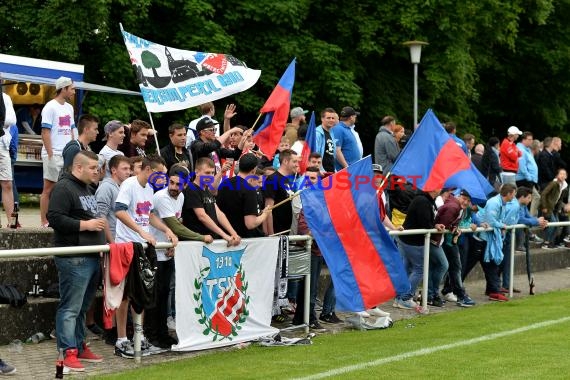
[146,164,212,348]
[160,123,193,172]
[284,106,308,145]
[47,151,106,372]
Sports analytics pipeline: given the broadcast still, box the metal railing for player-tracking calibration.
[1,223,569,359]
[388,221,570,309]
[0,236,313,362]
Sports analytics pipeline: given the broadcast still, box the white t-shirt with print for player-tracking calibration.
[150,187,184,261]
[99,144,125,178]
[41,99,76,156]
[115,176,155,244]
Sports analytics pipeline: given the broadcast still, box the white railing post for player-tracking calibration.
[422,232,431,310]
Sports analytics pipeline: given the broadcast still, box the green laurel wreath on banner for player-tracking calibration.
[193,264,251,342]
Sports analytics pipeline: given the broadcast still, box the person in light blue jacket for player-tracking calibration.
[500,186,548,292]
[476,183,517,302]
[515,131,541,218]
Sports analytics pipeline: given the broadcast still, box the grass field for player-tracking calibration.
[97,290,570,379]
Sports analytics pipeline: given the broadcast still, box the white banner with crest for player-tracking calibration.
[173,238,279,351]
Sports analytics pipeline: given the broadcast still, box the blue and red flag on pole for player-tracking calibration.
[300,156,410,311]
[299,111,317,173]
[391,109,493,203]
[253,59,296,160]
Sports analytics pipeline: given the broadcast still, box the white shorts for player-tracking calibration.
[42,155,64,182]
[0,154,12,181]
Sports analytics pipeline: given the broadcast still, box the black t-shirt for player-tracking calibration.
[216,176,264,238]
[181,184,219,237]
[263,171,293,234]
[322,129,335,173]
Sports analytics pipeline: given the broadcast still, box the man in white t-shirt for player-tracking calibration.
[113,155,178,358]
[146,164,212,348]
[40,76,77,227]
[1,90,17,227]
[99,120,126,178]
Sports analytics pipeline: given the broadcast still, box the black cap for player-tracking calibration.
[459,189,472,199]
[196,117,219,132]
[340,106,360,118]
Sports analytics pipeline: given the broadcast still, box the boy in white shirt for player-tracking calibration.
[114,155,178,358]
[40,76,77,227]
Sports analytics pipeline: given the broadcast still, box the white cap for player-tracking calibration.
[507,126,523,136]
[55,76,73,90]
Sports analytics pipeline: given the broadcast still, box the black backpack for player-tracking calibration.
[0,284,27,307]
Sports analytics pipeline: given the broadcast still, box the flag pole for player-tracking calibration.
[147,111,161,156]
[250,112,263,131]
[266,190,303,212]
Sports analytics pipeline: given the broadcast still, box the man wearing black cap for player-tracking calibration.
[190,117,248,173]
[334,106,362,170]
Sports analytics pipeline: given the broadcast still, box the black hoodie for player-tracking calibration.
[47,172,106,249]
[400,191,437,246]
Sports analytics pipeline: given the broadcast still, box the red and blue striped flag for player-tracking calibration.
[300,156,410,311]
[391,109,493,203]
[299,111,317,173]
[253,59,295,160]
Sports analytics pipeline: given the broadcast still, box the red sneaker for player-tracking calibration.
[64,349,85,372]
[488,293,509,302]
[78,343,103,363]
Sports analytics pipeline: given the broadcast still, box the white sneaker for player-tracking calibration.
[167,316,176,331]
[443,292,457,302]
[356,310,371,318]
[366,307,390,317]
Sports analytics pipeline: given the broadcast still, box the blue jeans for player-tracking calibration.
[428,244,449,299]
[316,256,336,316]
[500,231,512,288]
[545,213,559,243]
[442,244,465,298]
[54,256,100,353]
[396,238,424,300]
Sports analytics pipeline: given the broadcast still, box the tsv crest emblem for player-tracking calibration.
[193,246,250,341]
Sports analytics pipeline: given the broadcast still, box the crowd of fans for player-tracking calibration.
[1,76,568,374]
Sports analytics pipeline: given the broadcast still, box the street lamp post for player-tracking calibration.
[403,40,428,129]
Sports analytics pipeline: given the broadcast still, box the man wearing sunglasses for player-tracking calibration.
[190,117,250,175]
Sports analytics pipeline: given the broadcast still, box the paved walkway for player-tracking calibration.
[0,268,569,378]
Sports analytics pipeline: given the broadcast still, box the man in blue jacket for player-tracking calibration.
[500,186,547,292]
[477,183,517,302]
[515,131,540,216]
